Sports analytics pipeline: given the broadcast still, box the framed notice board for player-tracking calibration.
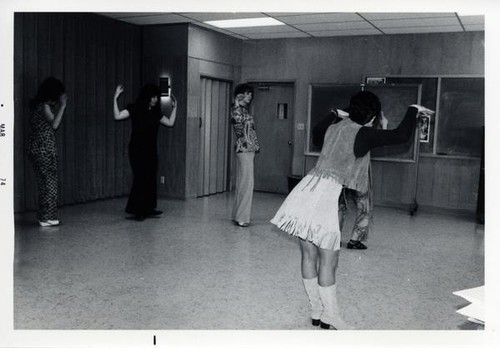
[307,83,421,162]
[363,84,421,162]
[436,77,484,157]
[307,84,360,153]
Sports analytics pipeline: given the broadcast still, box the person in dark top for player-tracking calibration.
[271,91,433,330]
[113,83,177,221]
[313,102,387,250]
[27,77,67,227]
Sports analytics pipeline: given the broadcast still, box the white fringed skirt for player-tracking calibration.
[270,173,342,250]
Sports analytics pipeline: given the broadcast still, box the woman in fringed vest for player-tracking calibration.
[271,91,433,329]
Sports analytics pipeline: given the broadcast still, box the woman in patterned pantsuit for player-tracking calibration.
[231,83,259,227]
[27,77,67,227]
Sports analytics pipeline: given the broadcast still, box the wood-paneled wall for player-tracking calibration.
[242,32,484,213]
[142,24,189,199]
[14,13,142,212]
[304,156,481,213]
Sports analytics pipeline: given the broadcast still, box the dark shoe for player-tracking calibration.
[346,240,367,250]
[149,210,163,217]
[312,319,320,326]
[320,321,336,330]
[134,214,147,221]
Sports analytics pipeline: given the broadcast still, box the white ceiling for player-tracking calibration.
[98,12,484,40]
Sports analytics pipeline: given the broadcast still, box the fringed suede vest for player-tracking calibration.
[309,118,370,193]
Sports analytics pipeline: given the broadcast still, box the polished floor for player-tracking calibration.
[14,192,484,330]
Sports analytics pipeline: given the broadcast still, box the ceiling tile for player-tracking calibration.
[262,12,312,17]
[96,12,484,39]
[272,12,362,25]
[381,26,463,34]
[192,22,250,38]
[459,15,485,25]
[359,12,456,20]
[309,28,381,37]
[178,12,265,22]
[296,21,373,32]
[226,25,301,35]
[243,31,310,39]
[463,24,485,31]
[372,17,460,29]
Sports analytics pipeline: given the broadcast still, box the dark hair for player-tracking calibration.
[234,83,254,97]
[30,77,65,110]
[135,83,161,112]
[347,91,381,125]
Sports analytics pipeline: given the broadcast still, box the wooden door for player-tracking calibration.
[250,83,294,194]
[198,77,232,197]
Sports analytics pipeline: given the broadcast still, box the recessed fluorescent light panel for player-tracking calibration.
[204,17,285,28]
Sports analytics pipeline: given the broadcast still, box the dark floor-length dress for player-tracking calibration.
[125,104,162,216]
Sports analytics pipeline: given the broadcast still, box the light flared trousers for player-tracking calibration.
[233,151,255,224]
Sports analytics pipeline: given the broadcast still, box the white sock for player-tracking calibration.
[318,284,354,330]
[302,277,323,320]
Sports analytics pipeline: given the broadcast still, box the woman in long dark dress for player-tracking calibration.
[113,84,177,221]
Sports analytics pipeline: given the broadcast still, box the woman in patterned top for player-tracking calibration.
[231,83,260,227]
[27,77,67,227]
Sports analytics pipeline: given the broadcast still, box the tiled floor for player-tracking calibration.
[14,192,484,330]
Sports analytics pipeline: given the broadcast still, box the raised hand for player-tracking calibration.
[410,104,435,117]
[114,85,124,99]
[380,112,388,129]
[59,93,68,107]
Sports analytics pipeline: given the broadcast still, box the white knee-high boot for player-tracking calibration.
[302,277,323,326]
[318,284,354,330]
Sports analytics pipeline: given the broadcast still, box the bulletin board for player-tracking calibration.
[384,75,484,158]
[385,76,438,154]
[307,83,421,162]
[363,84,421,162]
[436,77,484,157]
[307,84,360,153]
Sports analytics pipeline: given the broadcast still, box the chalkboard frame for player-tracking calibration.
[435,76,484,158]
[306,83,361,155]
[306,83,421,163]
[384,74,485,159]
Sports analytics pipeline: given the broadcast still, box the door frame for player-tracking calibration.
[244,80,296,193]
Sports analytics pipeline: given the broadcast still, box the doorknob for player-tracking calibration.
[288,141,292,146]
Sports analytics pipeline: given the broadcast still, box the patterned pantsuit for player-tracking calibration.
[233,151,255,224]
[29,151,58,221]
[338,186,373,242]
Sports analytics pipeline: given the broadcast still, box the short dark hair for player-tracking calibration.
[30,77,65,110]
[234,83,254,97]
[136,83,161,111]
[347,91,381,125]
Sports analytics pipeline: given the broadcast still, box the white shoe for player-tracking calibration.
[39,220,60,227]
